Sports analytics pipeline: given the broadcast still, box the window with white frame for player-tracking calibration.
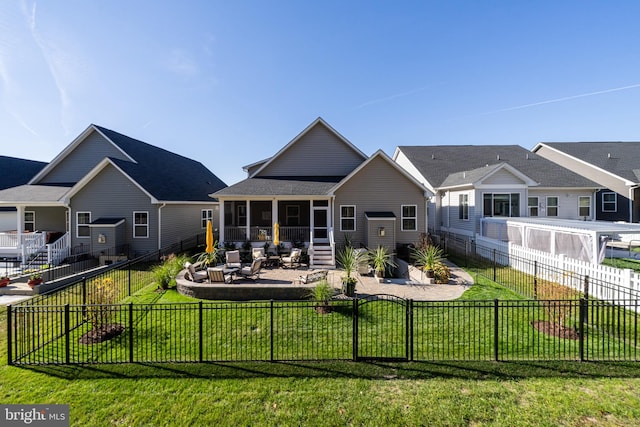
[401,205,417,231]
[546,197,559,217]
[133,211,149,238]
[24,211,35,232]
[483,193,520,217]
[528,197,538,216]
[602,192,617,212]
[236,204,247,226]
[340,205,356,231]
[458,194,469,220]
[579,196,591,217]
[76,212,91,238]
[201,209,213,228]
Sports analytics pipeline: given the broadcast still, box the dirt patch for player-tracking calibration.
[531,320,579,340]
[79,324,125,344]
[315,305,333,315]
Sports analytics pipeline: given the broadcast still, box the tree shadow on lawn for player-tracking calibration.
[19,360,640,381]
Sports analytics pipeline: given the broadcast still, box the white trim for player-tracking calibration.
[458,194,469,221]
[602,191,617,212]
[546,196,559,217]
[133,211,149,238]
[340,205,356,232]
[76,211,91,238]
[578,195,591,217]
[528,196,539,217]
[24,210,35,232]
[201,209,213,229]
[401,204,418,231]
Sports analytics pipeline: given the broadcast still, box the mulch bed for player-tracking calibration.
[531,320,579,340]
[79,324,125,344]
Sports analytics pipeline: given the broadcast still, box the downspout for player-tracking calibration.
[158,203,166,250]
[629,185,640,223]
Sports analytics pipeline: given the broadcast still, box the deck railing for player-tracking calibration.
[224,226,310,243]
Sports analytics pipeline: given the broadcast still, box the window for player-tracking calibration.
[401,205,417,231]
[579,196,591,217]
[24,211,35,232]
[528,197,538,217]
[483,193,520,217]
[76,212,91,238]
[201,209,213,228]
[133,211,149,238]
[602,192,617,212]
[547,197,558,217]
[237,204,247,226]
[458,194,469,220]
[340,205,356,231]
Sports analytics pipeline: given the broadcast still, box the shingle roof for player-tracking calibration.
[541,142,640,183]
[94,125,227,201]
[211,176,343,197]
[398,145,599,188]
[0,156,46,190]
[0,185,71,203]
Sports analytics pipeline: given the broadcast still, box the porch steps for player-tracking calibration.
[310,245,334,268]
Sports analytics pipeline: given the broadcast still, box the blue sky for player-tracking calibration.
[1,1,640,185]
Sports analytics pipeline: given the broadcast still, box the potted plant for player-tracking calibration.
[368,245,397,281]
[336,246,361,297]
[0,275,9,287]
[307,279,335,314]
[28,273,43,288]
[411,245,444,279]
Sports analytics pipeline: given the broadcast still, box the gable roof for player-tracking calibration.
[533,141,640,184]
[211,176,342,197]
[29,124,226,203]
[396,145,599,189]
[439,163,537,189]
[249,117,368,178]
[0,156,47,190]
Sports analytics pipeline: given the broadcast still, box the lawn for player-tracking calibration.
[3,274,640,425]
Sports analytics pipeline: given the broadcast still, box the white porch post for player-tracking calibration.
[218,200,225,244]
[16,205,24,234]
[245,200,250,241]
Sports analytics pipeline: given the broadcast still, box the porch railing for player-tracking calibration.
[21,233,46,262]
[48,232,70,266]
[224,226,310,243]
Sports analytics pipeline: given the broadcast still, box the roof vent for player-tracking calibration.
[526,153,529,160]
[608,153,611,159]
[497,154,500,161]
[431,154,435,160]
[463,171,466,178]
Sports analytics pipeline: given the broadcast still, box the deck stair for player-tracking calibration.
[310,245,334,268]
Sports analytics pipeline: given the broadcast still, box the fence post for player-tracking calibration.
[198,301,203,363]
[270,300,274,362]
[583,275,589,300]
[128,261,132,297]
[65,304,70,364]
[82,276,87,317]
[579,298,586,362]
[493,299,499,361]
[464,241,469,267]
[7,305,12,366]
[533,261,538,300]
[492,249,497,282]
[352,298,358,362]
[407,299,413,361]
[129,303,134,363]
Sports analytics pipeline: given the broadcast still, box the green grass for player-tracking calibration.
[603,257,640,272]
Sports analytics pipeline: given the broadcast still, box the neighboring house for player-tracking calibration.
[211,118,431,267]
[0,156,47,232]
[0,125,226,266]
[393,145,600,239]
[533,142,640,223]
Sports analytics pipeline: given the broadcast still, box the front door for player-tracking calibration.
[312,206,329,243]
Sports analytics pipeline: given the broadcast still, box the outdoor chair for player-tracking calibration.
[239,258,262,281]
[281,248,302,268]
[225,250,242,269]
[184,262,207,282]
[296,270,328,285]
[207,267,232,284]
[252,247,267,262]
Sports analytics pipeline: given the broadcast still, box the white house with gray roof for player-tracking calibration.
[0,125,226,267]
[533,142,640,223]
[393,145,601,240]
[211,118,431,267]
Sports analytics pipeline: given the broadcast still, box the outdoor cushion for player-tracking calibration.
[208,268,231,284]
[252,248,267,261]
[185,262,207,282]
[225,250,241,268]
[281,248,302,268]
[239,258,262,280]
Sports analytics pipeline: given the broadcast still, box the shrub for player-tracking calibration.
[153,254,190,290]
[433,262,451,284]
[86,277,118,329]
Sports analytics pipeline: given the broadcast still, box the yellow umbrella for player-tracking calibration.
[205,220,214,254]
[273,222,280,247]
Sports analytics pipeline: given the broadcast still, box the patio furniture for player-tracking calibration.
[238,258,262,281]
[185,262,207,282]
[281,248,302,269]
[207,267,232,284]
[296,270,328,285]
[225,250,242,269]
[252,248,267,262]
[266,255,281,268]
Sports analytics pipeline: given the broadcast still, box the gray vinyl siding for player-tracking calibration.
[483,168,526,185]
[333,156,425,248]
[439,190,475,237]
[528,189,594,220]
[37,130,130,185]
[257,123,365,177]
[160,203,219,248]
[25,207,67,233]
[69,164,158,254]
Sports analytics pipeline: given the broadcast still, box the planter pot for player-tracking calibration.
[342,279,357,297]
[425,269,435,279]
[28,278,43,288]
[0,278,9,287]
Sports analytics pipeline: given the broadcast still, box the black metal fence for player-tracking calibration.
[7,295,640,365]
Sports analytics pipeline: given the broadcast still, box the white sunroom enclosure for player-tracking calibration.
[480,217,640,264]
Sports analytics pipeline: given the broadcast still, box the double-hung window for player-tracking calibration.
[77,212,91,238]
[528,197,538,216]
[546,197,559,217]
[458,194,469,220]
[602,192,617,212]
[201,209,213,228]
[24,211,35,232]
[579,196,591,217]
[134,211,149,238]
[340,205,356,231]
[401,205,417,231]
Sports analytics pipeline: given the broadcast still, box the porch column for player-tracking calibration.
[218,200,225,244]
[16,205,24,234]
[245,200,250,241]
[272,199,278,225]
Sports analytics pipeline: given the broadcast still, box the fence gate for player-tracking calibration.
[356,295,410,361]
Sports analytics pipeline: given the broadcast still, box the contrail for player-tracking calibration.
[487,83,640,114]
[354,85,435,109]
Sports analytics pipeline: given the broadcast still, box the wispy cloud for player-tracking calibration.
[482,84,640,115]
[165,48,199,77]
[354,85,435,110]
